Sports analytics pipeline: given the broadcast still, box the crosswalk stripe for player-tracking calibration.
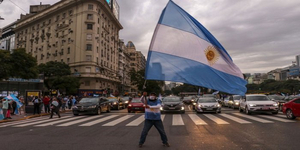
[219,114,251,124]
[79,115,119,126]
[35,116,85,127]
[0,117,49,127]
[57,115,103,126]
[276,115,286,118]
[258,115,296,123]
[233,113,274,123]
[103,115,134,126]
[161,115,165,121]
[203,114,229,124]
[14,116,71,127]
[172,114,184,125]
[126,115,145,126]
[188,114,207,125]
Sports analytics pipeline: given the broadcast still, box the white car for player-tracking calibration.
[195,98,221,113]
[239,94,279,115]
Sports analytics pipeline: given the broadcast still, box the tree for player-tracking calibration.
[38,61,79,95]
[0,48,38,80]
[130,69,163,94]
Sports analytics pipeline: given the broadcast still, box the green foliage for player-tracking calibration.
[247,79,300,94]
[0,48,38,80]
[171,84,200,95]
[38,61,79,95]
[130,69,163,94]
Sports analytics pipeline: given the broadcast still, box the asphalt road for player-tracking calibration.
[0,105,300,150]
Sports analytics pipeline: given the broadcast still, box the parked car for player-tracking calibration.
[239,94,279,115]
[72,97,111,115]
[127,98,145,113]
[107,97,124,110]
[282,97,300,119]
[228,95,242,109]
[160,96,185,114]
[267,95,285,111]
[182,96,195,104]
[195,97,221,113]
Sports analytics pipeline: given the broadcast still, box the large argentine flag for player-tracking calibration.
[145,0,247,95]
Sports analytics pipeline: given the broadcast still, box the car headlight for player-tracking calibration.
[88,105,97,108]
[273,103,278,107]
[125,101,128,104]
[193,103,196,105]
[198,104,202,107]
[217,104,221,107]
[113,102,117,105]
[235,102,239,105]
[191,99,194,102]
[160,107,163,110]
[128,104,132,107]
[249,104,256,107]
[181,106,185,110]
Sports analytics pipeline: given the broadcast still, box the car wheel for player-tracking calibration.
[245,106,251,115]
[239,106,243,112]
[272,111,278,114]
[73,113,79,116]
[97,107,101,115]
[106,106,111,113]
[286,109,296,120]
[218,110,221,113]
[128,110,131,113]
[181,111,185,114]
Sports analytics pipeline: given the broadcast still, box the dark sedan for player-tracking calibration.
[108,97,124,110]
[182,96,195,104]
[268,95,285,111]
[161,96,185,114]
[72,97,111,115]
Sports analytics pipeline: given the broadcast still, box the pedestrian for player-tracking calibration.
[72,96,77,105]
[0,99,4,120]
[50,98,61,119]
[62,96,68,111]
[139,92,170,148]
[67,96,73,109]
[32,96,41,115]
[18,97,25,115]
[57,96,62,110]
[43,96,50,113]
[2,98,12,120]
[11,100,17,115]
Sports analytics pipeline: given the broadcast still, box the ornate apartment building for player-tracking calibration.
[14,0,123,95]
[126,41,146,72]
[118,39,131,94]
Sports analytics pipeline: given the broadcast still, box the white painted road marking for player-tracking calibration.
[219,114,252,124]
[233,113,274,123]
[188,114,207,125]
[102,115,134,126]
[126,115,145,126]
[203,114,229,124]
[172,114,184,125]
[79,115,119,126]
[14,116,71,127]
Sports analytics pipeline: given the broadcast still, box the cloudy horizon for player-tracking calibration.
[1,0,300,74]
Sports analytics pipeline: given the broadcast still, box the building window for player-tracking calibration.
[56,15,60,22]
[87,14,93,20]
[85,67,91,73]
[67,47,70,54]
[67,58,70,63]
[88,4,93,10]
[87,24,93,30]
[97,57,99,64]
[86,44,92,51]
[69,10,73,16]
[61,59,63,62]
[62,13,66,19]
[98,18,100,24]
[86,34,92,40]
[97,47,99,53]
[86,55,92,61]
[85,81,90,86]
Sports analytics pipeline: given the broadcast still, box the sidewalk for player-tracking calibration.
[0,110,72,123]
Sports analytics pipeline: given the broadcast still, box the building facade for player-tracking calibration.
[118,39,131,94]
[296,55,300,67]
[0,22,17,52]
[126,41,146,72]
[14,0,123,95]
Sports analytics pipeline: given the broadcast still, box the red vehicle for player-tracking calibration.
[282,97,300,119]
[127,98,145,113]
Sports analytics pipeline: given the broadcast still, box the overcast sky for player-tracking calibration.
[1,0,300,73]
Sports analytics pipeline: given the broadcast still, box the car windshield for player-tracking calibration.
[233,96,241,100]
[108,98,118,102]
[80,98,98,103]
[183,97,193,100]
[163,97,181,102]
[268,95,284,100]
[246,96,270,101]
[131,99,142,103]
[122,97,130,101]
[203,94,215,98]
[198,98,216,103]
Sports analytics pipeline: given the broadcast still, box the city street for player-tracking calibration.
[0,106,300,150]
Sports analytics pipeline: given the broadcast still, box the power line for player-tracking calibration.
[8,0,27,13]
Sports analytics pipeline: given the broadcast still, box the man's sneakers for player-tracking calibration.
[163,143,171,147]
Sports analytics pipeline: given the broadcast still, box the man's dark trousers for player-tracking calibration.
[139,119,168,145]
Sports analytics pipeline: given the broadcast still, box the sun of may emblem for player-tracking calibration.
[205,46,220,66]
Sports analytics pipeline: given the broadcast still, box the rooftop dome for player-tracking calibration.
[126,41,135,48]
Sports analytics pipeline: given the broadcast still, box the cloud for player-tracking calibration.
[1,0,300,73]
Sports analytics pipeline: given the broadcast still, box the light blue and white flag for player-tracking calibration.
[145,0,247,95]
[212,91,219,95]
[198,88,201,96]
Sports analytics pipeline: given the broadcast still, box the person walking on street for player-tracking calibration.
[2,99,12,120]
[43,96,50,113]
[67,96,73,109]
[18,97,25,115]
[139,92,170,148]
[50,98,61,119]
[32,96,41,115]
[0,99,4,120]
[11,101,17,115]
[62,96,68,111]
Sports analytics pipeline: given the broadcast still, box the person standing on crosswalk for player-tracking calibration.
[139,92,170,148]
[49,98,61,119]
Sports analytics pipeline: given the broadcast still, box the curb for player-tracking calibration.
[0,110,72,124]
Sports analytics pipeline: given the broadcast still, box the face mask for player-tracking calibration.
[149,96,156,100]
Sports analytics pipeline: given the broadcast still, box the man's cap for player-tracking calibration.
[150,92,157,96]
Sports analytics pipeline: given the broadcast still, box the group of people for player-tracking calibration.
[0,97,25,120]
